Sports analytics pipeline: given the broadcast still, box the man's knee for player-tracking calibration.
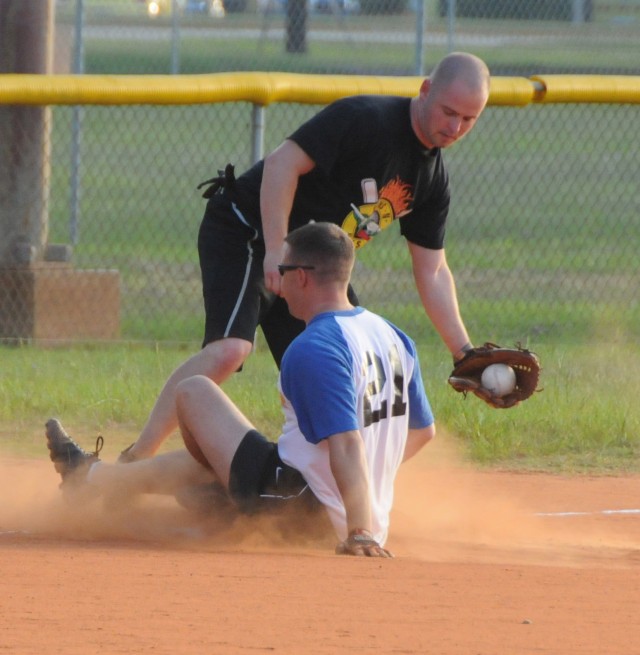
[201,337,253,380]
[176,375,208,414]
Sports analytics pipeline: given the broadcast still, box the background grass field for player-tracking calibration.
[2,340,638,473]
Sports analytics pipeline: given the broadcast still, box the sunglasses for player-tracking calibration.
[277,264,316,276]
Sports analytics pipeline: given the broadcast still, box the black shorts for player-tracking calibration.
[197,194,359,368]
[197,194,306,367]
[228,429,322,517]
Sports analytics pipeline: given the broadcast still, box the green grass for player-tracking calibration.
[2,340,639,473]
[439,342,640,473]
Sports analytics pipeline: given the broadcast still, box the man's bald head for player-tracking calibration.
[429,52,490,100]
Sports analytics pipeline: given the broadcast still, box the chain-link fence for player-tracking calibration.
[0,0,639,345]
[52,0,640,77]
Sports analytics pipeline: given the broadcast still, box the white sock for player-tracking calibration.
[85,461,101,486]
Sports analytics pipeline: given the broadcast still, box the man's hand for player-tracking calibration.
[335,529,393,558]
[263,251,282,295]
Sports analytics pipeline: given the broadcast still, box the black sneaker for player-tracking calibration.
[45,418,103,484]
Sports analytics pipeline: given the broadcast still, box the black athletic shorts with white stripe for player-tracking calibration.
[197,193,359,368]
[197,194,306,367]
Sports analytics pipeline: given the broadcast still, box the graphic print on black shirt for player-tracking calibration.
[341,176,413,250]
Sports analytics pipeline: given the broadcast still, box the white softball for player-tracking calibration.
[481,363,517,396]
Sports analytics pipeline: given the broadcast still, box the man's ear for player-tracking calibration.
[420,78,431,97]
[296,267,309,287]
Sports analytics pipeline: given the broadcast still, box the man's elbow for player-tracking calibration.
[415,424,435,448]
[403,424,435,461]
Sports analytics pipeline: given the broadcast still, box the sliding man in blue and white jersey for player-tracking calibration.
[46,221,435,557]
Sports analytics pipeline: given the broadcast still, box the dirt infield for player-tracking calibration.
[1,439,639,655]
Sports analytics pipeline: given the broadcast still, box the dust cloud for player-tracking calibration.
[0,455,333,551]
[389,431,640,566]
[1,435,639,566]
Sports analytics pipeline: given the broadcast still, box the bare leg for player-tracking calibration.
[176,375,256,490]
[128,337,253,460]
[89,450,216,497]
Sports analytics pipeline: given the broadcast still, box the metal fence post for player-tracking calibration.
[572,0,586,24]
[171,0,181,75]
[251,104,266,165]
[446,0,456,53]
[70,0,84,245]
[414,0,427,76]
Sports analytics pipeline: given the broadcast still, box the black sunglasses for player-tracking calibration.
[277,264,316,276]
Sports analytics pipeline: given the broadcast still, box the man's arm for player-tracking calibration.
[260,140,315,295]
[407,241,472,359]
[328,430,371,532]
[402,425,435,463]
[328,430,392,557]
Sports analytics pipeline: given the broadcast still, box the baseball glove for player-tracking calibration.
[448,342,541,409]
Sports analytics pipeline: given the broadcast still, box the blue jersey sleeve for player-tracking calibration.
[280,321,360,444]
[389,324,434,429]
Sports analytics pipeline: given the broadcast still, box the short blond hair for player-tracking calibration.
[285,222,355,284]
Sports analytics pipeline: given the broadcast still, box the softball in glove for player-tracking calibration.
[448,342,541,409]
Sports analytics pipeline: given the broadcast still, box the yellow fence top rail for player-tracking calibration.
[530,75,640,104]
[1,72,639,106]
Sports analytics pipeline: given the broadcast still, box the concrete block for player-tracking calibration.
[0,263,120,342]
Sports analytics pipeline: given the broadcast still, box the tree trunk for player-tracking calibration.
[0,0,54,265]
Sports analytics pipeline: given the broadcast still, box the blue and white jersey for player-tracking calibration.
[278,307,433,545]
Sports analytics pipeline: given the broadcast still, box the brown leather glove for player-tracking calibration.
[448,342,541,409]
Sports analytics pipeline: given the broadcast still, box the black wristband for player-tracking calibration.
[453,342,473,363]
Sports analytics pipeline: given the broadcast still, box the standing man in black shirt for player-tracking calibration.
[120,51,490,463]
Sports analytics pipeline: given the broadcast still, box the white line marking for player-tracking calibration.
[535,509,640,517]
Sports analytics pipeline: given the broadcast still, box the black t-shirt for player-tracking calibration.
[232,95,450,250]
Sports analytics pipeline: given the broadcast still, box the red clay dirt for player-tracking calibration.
[1,438,639,655]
